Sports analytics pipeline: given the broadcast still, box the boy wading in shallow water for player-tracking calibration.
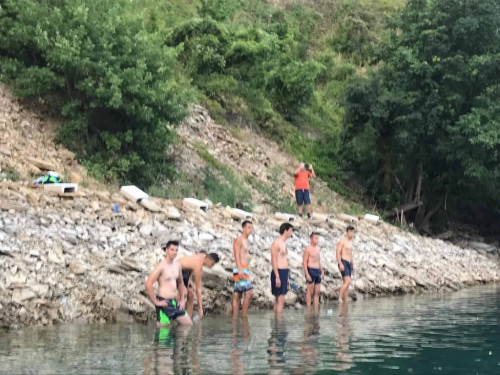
[270,223,294,314]
[303,232,324,309]
[336,226,355,303]
[176,252,220,319]
[233,221,255,317]
[145,241,193,327]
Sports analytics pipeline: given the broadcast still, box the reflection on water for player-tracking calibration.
[1,286,500,375]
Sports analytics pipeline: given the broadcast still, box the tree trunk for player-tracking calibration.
[415,164,422,203]
[385,201,421,217]
[379,138,392,195]
[406,175,415,204]
[415,198,443,234]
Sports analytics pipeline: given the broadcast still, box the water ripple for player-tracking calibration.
[0,285,499,374]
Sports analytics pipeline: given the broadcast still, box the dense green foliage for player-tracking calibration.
[0,0,194,186]
[3,0,498,235]
[344,0,500,234]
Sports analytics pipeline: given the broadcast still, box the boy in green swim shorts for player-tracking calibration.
[145,241,193,327]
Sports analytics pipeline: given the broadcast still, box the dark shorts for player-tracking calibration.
[182,270,192,288]
[307,267,322,284]
[295,189,311,206]
[340,260,352,278]
[271,269,289,296]
[155,296,187,325]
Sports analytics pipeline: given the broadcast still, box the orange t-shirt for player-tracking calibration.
[295,171,312,190]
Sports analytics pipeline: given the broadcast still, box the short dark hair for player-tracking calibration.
[162,240,179,250]
[310,232,320,238]
[207,253,220,263]
[242,220,253,228]
[347,226,355,232]
[279,222,294,235]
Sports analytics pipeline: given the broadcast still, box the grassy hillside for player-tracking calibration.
[3,0,500,239]
[0,0,402,191]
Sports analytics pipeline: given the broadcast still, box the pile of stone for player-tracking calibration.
[0,180,499,329]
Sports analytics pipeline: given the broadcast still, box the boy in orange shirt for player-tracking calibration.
[294,162,316,219]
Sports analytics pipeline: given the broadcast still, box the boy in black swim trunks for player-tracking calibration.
[270,223,294,314]
[336,226,355,303]
[303,232,324,308]
[145,241,192,327]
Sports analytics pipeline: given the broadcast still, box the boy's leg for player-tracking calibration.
[232,293,241,315]
[242,290,254,317]
[306,282,314,307]
[313,283,321,307]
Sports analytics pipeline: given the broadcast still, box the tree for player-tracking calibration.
[344,0,500,234]
[0,0,194,186]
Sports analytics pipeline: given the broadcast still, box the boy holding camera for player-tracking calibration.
[294,162,316,219]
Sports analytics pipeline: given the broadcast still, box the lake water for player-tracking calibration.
[1,286,500,375]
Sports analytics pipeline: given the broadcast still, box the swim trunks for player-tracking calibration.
[233,265,253,293]
[306,267,322,284]
[182,270,192,288]
[295,189,311,206]
[155,296,187,325]
[271,269,289,296]
[340,259,352,278]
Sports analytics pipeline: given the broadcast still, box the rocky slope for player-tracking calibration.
[1,84,500,330]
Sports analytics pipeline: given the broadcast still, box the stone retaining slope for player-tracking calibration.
[0,183,499,329]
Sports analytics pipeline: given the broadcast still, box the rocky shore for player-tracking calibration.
[1,183,499,329]
[1,83,499,330]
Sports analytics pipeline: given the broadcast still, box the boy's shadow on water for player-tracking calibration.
[142,323,202,375]
[267,314,288,375]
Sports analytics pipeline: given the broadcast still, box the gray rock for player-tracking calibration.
[103,294,122,310]
[94,289,106,302]
[69,262,88,275]
[139,224,153,237]
[199,232,214,241]
[12,288,36,303]
[61,229,78,244]
[48,251,64,264]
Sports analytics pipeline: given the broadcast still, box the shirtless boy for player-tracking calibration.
[270,223,294,314]
[145,241,193,327]
[303,232,324,308]
[176,251,220,318]
[336,226,355,303]
[233,221,254,316]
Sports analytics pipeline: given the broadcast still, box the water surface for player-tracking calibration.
[1,286,500,374]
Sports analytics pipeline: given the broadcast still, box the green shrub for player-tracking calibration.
[0,0,194,186]
[1,168,20,182]
[203,168,253,210]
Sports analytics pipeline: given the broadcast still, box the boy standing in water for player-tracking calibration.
[145,241,193,327]
[270,223,294,314]
[303,232,324,308]
[336,226,355,303]
[233,221,255,317]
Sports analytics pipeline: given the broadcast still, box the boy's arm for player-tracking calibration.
[294,163,304,176]
[233,237,243,278]
[145,263,167,307]
[319,251,324,277]
[309,164,316,178]
[177,267,187,309]
[194,268,204,318]
[271,241,281,286]
[336,239,344,270]
[302,248,311,281]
